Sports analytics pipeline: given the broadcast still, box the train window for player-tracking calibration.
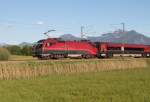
[36,44,43,48]
[124,48,144,52]
[45,42,53,47]
[108,47,121,51]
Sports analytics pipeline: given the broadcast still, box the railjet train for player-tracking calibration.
[32,38,150,59]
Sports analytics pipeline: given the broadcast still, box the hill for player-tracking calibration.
[59,34,81,41]
[0,43,8,47]
[87,30,150,44]
[19,42,33,47]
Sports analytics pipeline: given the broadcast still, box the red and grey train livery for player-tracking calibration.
[32,38,150,59]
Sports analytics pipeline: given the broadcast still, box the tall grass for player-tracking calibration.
[0,59,147,80]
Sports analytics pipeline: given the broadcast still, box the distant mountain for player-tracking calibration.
[19,42,33,47]
[59,34,81,41]
[0,42,33,47]
[87,30,150,44]
[0,43,8,47]
[59,30,150,45]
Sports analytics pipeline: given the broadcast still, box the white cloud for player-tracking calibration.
[36,21,44,25]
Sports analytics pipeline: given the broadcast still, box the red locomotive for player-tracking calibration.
[32,38,150,59]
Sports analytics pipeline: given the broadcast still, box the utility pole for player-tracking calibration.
[121,23,125,33]
[81,26,84,38]
[121,23,125,56]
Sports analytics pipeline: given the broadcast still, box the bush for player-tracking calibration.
[5,45,22,55]
[0,47,11,61]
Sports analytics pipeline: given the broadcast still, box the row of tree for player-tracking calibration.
[4,45,32,56]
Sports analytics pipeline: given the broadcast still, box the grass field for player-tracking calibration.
[10,55,37,61]
[0,56,150,102]
[0,68,150,102]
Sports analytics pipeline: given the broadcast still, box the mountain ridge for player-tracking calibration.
[59,30,150,45]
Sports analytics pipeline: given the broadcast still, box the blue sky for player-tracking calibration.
[0,0,150,44]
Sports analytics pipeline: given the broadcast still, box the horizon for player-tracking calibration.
[0,0,150,44]
[0,29,149,45]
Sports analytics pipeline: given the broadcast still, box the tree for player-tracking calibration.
[5,45,22,55]
[21,46,32,56]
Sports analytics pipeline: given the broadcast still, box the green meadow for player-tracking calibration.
[0,58,149,102]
